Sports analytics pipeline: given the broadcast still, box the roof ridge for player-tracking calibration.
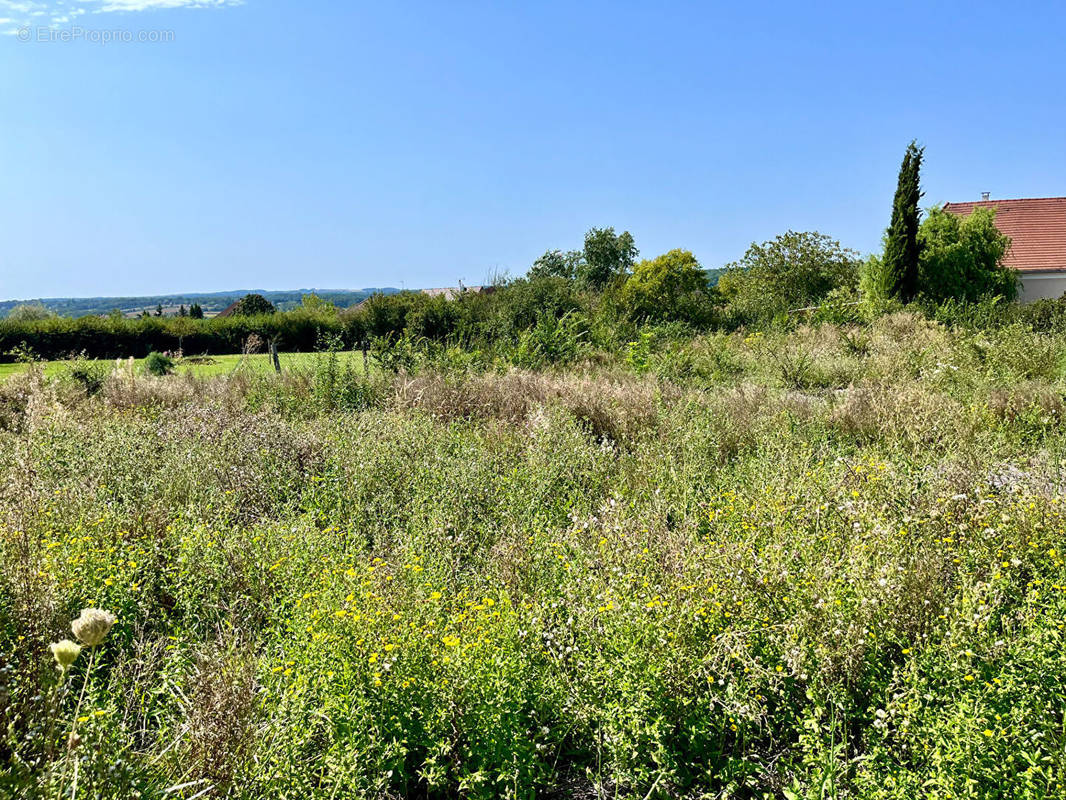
[944,196,1066,205]
[943,197,1066,274]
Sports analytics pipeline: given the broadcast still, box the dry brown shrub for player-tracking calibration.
[829,383,967,447]
[100,367,247,412]
[0,368,80,434]
[866,311,952,380]
[705,383,770,460]
[243,334,265,355]
[177,636,259,790]
[0,368,45,432]
[869,310,945,347]
[555,375,659,443]
[988,383,1066,423]
[155,402,325,524]
[393,370,661,443]
[779,390,825,421]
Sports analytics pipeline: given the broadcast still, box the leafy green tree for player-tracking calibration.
[301,293,337,313]
[917,206,1017,302]
[6,303,55,322]
[353,291,426,339]
[621,249,712,322]
[578,227,638,289]
[528,249,584,281]
[718,231,861,321]
[883,140,924,302]
[189,303,204,319]
[229,294,276,316]
[154,303,164,317]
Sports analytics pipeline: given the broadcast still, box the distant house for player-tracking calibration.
[943,196,1066,302]
[216,300,241,318]
[421,285,496,301]
[350,284,495,312]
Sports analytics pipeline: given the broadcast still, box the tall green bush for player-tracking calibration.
[717,231,861,322]
[917,206,1017,302]
[620,249,714,323]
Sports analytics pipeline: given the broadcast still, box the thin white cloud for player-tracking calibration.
[89,0,241,11]
[0,1,44,12]
[0,0,240,29]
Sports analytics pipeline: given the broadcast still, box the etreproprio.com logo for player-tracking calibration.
[16,26,175,44]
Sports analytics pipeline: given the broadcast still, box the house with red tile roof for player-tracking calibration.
[943,196,1066,302]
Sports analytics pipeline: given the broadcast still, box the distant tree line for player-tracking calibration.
[0,144,1034,363]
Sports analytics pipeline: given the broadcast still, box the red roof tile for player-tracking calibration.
[942,197,1066,273]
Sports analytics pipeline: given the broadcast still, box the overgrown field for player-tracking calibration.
[3,313,1066,798]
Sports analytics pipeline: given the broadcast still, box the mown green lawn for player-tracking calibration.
[0,352,327,381]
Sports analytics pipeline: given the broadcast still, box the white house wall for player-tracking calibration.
[1019,272,1066,303]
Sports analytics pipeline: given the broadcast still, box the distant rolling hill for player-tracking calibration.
[0,288,401,319]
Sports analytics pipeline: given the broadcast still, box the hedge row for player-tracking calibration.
[0,314,349,362]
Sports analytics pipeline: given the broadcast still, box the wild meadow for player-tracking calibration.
[2,310,1065,799]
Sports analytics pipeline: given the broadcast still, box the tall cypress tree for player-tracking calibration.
[884,140,924,302]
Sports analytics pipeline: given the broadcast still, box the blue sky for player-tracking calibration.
[2,1,1065,299]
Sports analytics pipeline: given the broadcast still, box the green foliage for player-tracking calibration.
[353,291,428,340]
[64,355,109,395]
[230,293,277,316]
[143,351,174,376]
[578,227,638,289]
[620,248,713,323]
[371,330,419,373]
[1017,297,1066,333]
[527,249,583,281]
[3,318,1066,797]
[486,277,583,340]
[859,254,897,309]
[189,303,204,319]
[810,286,862,325]
[406,295,461,341]
[918,205,1018,302]
[300,293,335,313]
[6,341,38,363]
[718,231,861,322]
[624,329,654,373]
[5,303,55,322]
[510,310,587,368]
[310,333,376,412]
[0,313,345,361]
[882,140,925,302]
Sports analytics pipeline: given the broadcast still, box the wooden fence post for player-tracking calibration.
[270,341,281,373]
